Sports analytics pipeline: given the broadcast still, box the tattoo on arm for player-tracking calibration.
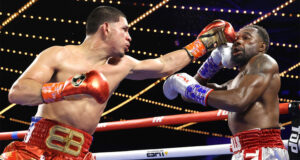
[246,55,271,77]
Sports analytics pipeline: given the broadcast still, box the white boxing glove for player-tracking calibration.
[163,73,213,106]
[197,43,235,79]
[220,43,234,69]
[163,73,199,100]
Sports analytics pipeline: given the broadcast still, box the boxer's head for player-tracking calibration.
[231,25,270,67]
[86,6,131,57]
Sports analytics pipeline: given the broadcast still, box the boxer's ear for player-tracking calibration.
[100,22,109,35]
[97,22,110,40]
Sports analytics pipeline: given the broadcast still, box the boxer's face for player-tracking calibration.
[231,27,262,66]
[107,16,131,57]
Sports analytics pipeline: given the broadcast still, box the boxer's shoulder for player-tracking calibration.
[38,45,69,61]
[40,45,66,54]
[247,54,278,75]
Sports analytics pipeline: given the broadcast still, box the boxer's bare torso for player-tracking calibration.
[2,6,194,160]
[9,16,188,135]
[197,27,282,135]
[10,42,190,135]
[34,45,136,134]
[226,54,280,134]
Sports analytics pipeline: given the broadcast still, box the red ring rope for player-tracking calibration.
[0,103,294,140]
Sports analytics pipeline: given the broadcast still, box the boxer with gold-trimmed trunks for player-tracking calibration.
[1,5,235,159]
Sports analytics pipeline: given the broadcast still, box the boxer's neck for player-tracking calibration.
[80,35,112,62]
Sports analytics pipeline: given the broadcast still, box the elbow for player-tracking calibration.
[164,70,176,77]
[8,84,26,105]
[7,80,43,106]
[8,89,17,104]
[8,86,20,104]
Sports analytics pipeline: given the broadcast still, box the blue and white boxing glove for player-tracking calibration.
[163,73,213,106]
[197,43,234,79]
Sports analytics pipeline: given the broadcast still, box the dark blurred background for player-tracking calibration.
[0,0,299,159]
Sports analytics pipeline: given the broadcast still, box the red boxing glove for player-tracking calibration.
[42,70,109,104]
[184,19,235,60]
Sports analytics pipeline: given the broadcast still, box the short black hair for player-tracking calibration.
[244,25,270,53]
[86,6,126,35]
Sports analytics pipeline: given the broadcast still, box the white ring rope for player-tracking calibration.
[93,140,288,159]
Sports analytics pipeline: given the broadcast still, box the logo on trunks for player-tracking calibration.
[146,150,168,158]
[231,136,241,152]
[71,74,86,87]
[46,125,84,156]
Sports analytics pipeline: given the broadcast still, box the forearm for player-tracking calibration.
[9,79,44,106]
[206,83,227,90]
[159,49,192,76]
[207,89,247,112]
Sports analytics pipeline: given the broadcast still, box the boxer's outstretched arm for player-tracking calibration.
[207,55,279,112]
[126,20,235,80]
[8,46,62,106]
[126,49,192,80]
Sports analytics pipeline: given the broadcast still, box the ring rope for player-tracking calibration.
[0,104,16,115]
[128,0,170,27]
[247,0,295,26]
[0,103,293,140]
[281,121,292,127]
[175,122,197,130]
[0,0,39,30]
[92,140,289,160]
[102,77,166,116]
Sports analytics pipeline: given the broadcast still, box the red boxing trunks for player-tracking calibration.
[231,128,289,160]
[0,117,94,160]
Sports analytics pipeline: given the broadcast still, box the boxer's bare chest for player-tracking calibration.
[227,70,245,90]
[51,53,132,94]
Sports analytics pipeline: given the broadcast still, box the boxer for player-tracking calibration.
[1,5,235,160]
[164,25,289,160]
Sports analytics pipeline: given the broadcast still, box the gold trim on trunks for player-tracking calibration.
[46,125,84,156]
